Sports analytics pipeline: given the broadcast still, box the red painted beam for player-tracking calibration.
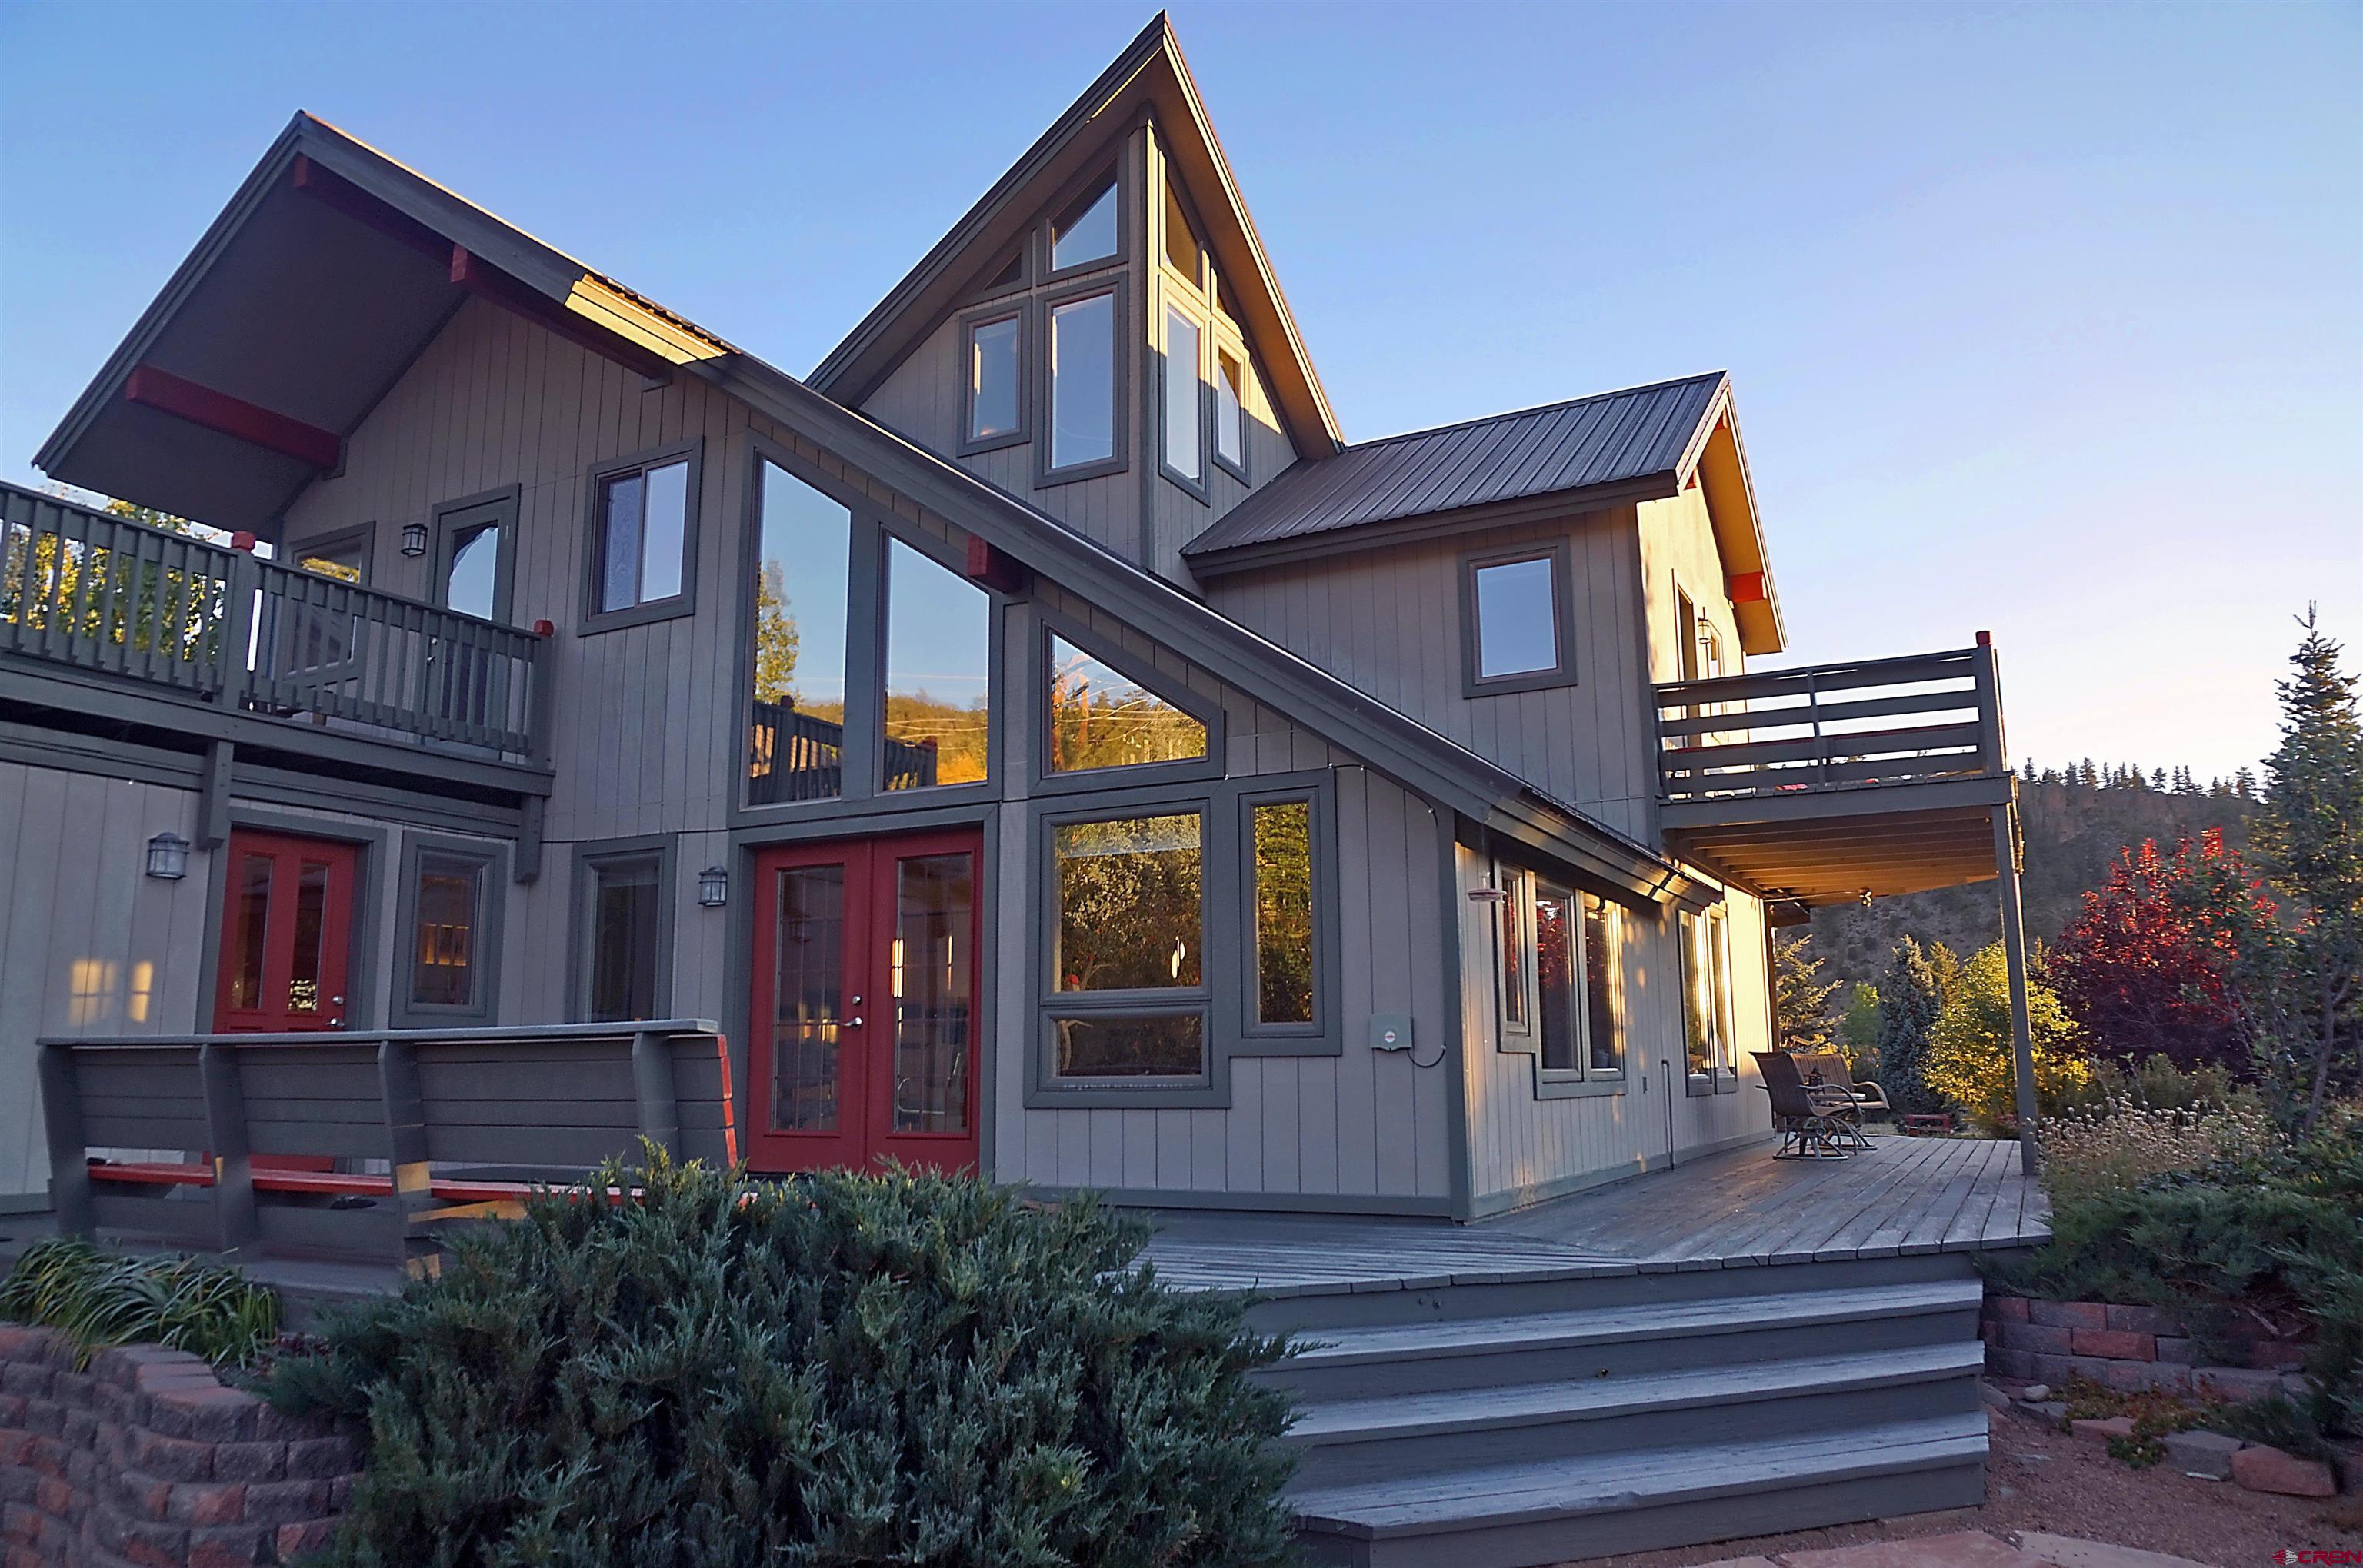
[124,365,342,470]
[964,535,1030,594]
[288,154,449,265]
[449,245,673,382]
[1728,571,1769,606]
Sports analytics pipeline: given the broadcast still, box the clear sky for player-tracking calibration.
[3,1,2355,782]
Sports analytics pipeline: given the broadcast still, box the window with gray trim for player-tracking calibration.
[962,307,1025,453]
[1047,288,1118,473]
[585,441,700,631]
[392,837,505,1027]
[1033,770,1341,1105]
[1049,173,1118,272]
[1042,628,1211,781]
[1681,907,1738,1092]
[1497,857,1624,1097]
[579,844,671,1023]
[1462,542,1577,695]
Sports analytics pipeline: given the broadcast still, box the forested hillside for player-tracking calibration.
[1805,763,2261,991]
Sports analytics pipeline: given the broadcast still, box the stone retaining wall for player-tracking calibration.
[0,1325,357,1568]
[1981,1293,2311,1400]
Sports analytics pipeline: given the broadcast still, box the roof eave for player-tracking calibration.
[1677,381,1787,655]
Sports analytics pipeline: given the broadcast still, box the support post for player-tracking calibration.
[632,1030,680,1158]
[197,739,234,850]
[38,1044,92,1237]
[378,1037,440,1279]
[1993,802,2040,1175]
[198,1040,258,1255]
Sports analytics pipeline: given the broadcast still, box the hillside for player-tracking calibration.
[1804,769,2260,991]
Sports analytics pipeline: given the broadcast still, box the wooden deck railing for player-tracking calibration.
[2,481,548,761]
[1655,644,2005,803]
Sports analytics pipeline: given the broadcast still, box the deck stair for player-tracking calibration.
[1249,1257,1991,1567]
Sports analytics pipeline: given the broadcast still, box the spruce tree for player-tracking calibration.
[1875,937,1947,1114]
[1775,934,1842,1054]
[2247,608,2363,1127]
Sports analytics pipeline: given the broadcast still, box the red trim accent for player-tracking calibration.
[124,366,342,470]
[87,1162,533,1203]
[533,618,557,638]
[964,535,1029,594]
[289,155,451,265]
[448,245,674,381]
[229,531,258,554]
[1728,571,1768,606]
[1976,629,1992,648]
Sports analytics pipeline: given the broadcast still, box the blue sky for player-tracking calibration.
[3,1,2355,781]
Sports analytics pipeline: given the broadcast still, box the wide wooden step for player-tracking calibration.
[1285,1340,1985,1488]
[1290,1411,1989,1568]
[1268,1278,1982,1399]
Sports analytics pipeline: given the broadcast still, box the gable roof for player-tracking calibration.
[1185,371,1725,561]
[29,105,1711,913]
[807,13,1342,460]
[1183,370,1788,654]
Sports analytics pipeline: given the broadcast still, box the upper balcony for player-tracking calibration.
[1651,643,2015,905]
[2,481,551,795]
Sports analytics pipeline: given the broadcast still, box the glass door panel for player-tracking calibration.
[213,831,357,1034]
[878,851,973,1149]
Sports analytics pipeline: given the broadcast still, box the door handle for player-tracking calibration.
[846,1017,864,1029]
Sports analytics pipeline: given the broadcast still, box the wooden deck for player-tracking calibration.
[1142,1135,2046,1297]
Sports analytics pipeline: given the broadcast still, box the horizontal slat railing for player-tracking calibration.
[1655,645,2003,803]
[41,1021,734,1263]
[2,481,548,762]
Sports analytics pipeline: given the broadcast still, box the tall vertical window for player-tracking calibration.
[965,312,1021,446]
[1163,181,1205,282]
[748,461,852,804]
[585,851,664,1023]
[1163,307,1202,485]
[1465,548,1571,691]
[410,855,482,1010]
[1050,175,1118,271]
[1498,867,1530,1032]
[1584,894,1621,1074]
[1535,881,1579,1071]
[882,538,991,790]
[1249,799,1315,1027]
[1215,351,1247,474]
[1681,910,1735,1084]
[592,454,692,618]
[1048,291,1117,471]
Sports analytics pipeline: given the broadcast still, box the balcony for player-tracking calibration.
[1,481,549,791]
[1651,644,2015,904]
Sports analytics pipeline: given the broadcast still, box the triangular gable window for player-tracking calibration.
[1051,176,1118,271]
[1045,633,1208,775]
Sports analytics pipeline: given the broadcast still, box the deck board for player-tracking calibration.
[1142,1134,2049,1295]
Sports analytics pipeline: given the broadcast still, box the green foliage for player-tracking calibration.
[2238,609,2363,1130]
[1840,983,1881,1077]
[266,1157,1298,1568]
[0,1237,282,1369]
[1875,937,1948,1115]
[1924,942,2092,1134]
[1773,934,1841,1054]
[1985,1100,2363,1440]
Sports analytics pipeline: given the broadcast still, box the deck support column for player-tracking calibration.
[1992,802,2039,1175]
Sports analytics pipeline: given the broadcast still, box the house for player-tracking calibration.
[3,18,2044,1560]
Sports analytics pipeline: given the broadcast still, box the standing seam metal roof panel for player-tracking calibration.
[1185,370,1728,559]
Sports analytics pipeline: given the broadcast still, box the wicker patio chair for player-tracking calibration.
[1753,1051,1855,1160]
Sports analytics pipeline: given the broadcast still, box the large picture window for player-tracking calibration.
[1048,810,1208,1080]
[882,539,991,791]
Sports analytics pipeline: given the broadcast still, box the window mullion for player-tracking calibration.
[841,514,888,801]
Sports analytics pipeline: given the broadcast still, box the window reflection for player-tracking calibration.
[892,853,972,1133]
[1046,636,1205,774]
[1053,813,1201,993]
[748,461,852,804]
[882,539,989,791]
[1251,801,1315,1026]
[411,857,480,1009]
[772,866,844,1132]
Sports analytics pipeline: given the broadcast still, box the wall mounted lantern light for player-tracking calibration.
[399,521,430,558]
[145,832,192,881]
[697,866,729,907]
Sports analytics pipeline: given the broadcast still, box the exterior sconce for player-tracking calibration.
[399,521,429,558]
[145,831,191,881]
[697,865,729,907]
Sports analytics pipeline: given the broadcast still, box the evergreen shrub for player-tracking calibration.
[265,1154,1300,1567]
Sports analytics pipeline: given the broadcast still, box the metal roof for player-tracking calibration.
[1184,371,1728,561]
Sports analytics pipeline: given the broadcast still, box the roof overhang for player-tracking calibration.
[1678,382,1786,655]
[35,114,726,530]
[807,13,1342,461]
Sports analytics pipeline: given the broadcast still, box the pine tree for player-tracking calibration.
[2245,608,2363,1127]
[2022,757,2038,784]
[2236,767,2258,800]
[1775,934,1843,1054]
[1875,937,1948,1115]
[2078,757,2098,787]
[2152,768,2169,791]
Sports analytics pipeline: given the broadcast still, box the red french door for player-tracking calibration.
[212,831,359,1034]
[747,828,983,1174]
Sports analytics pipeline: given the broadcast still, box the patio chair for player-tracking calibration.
[1753,1051,1855,1160]
[1793,1053,1887,1144]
